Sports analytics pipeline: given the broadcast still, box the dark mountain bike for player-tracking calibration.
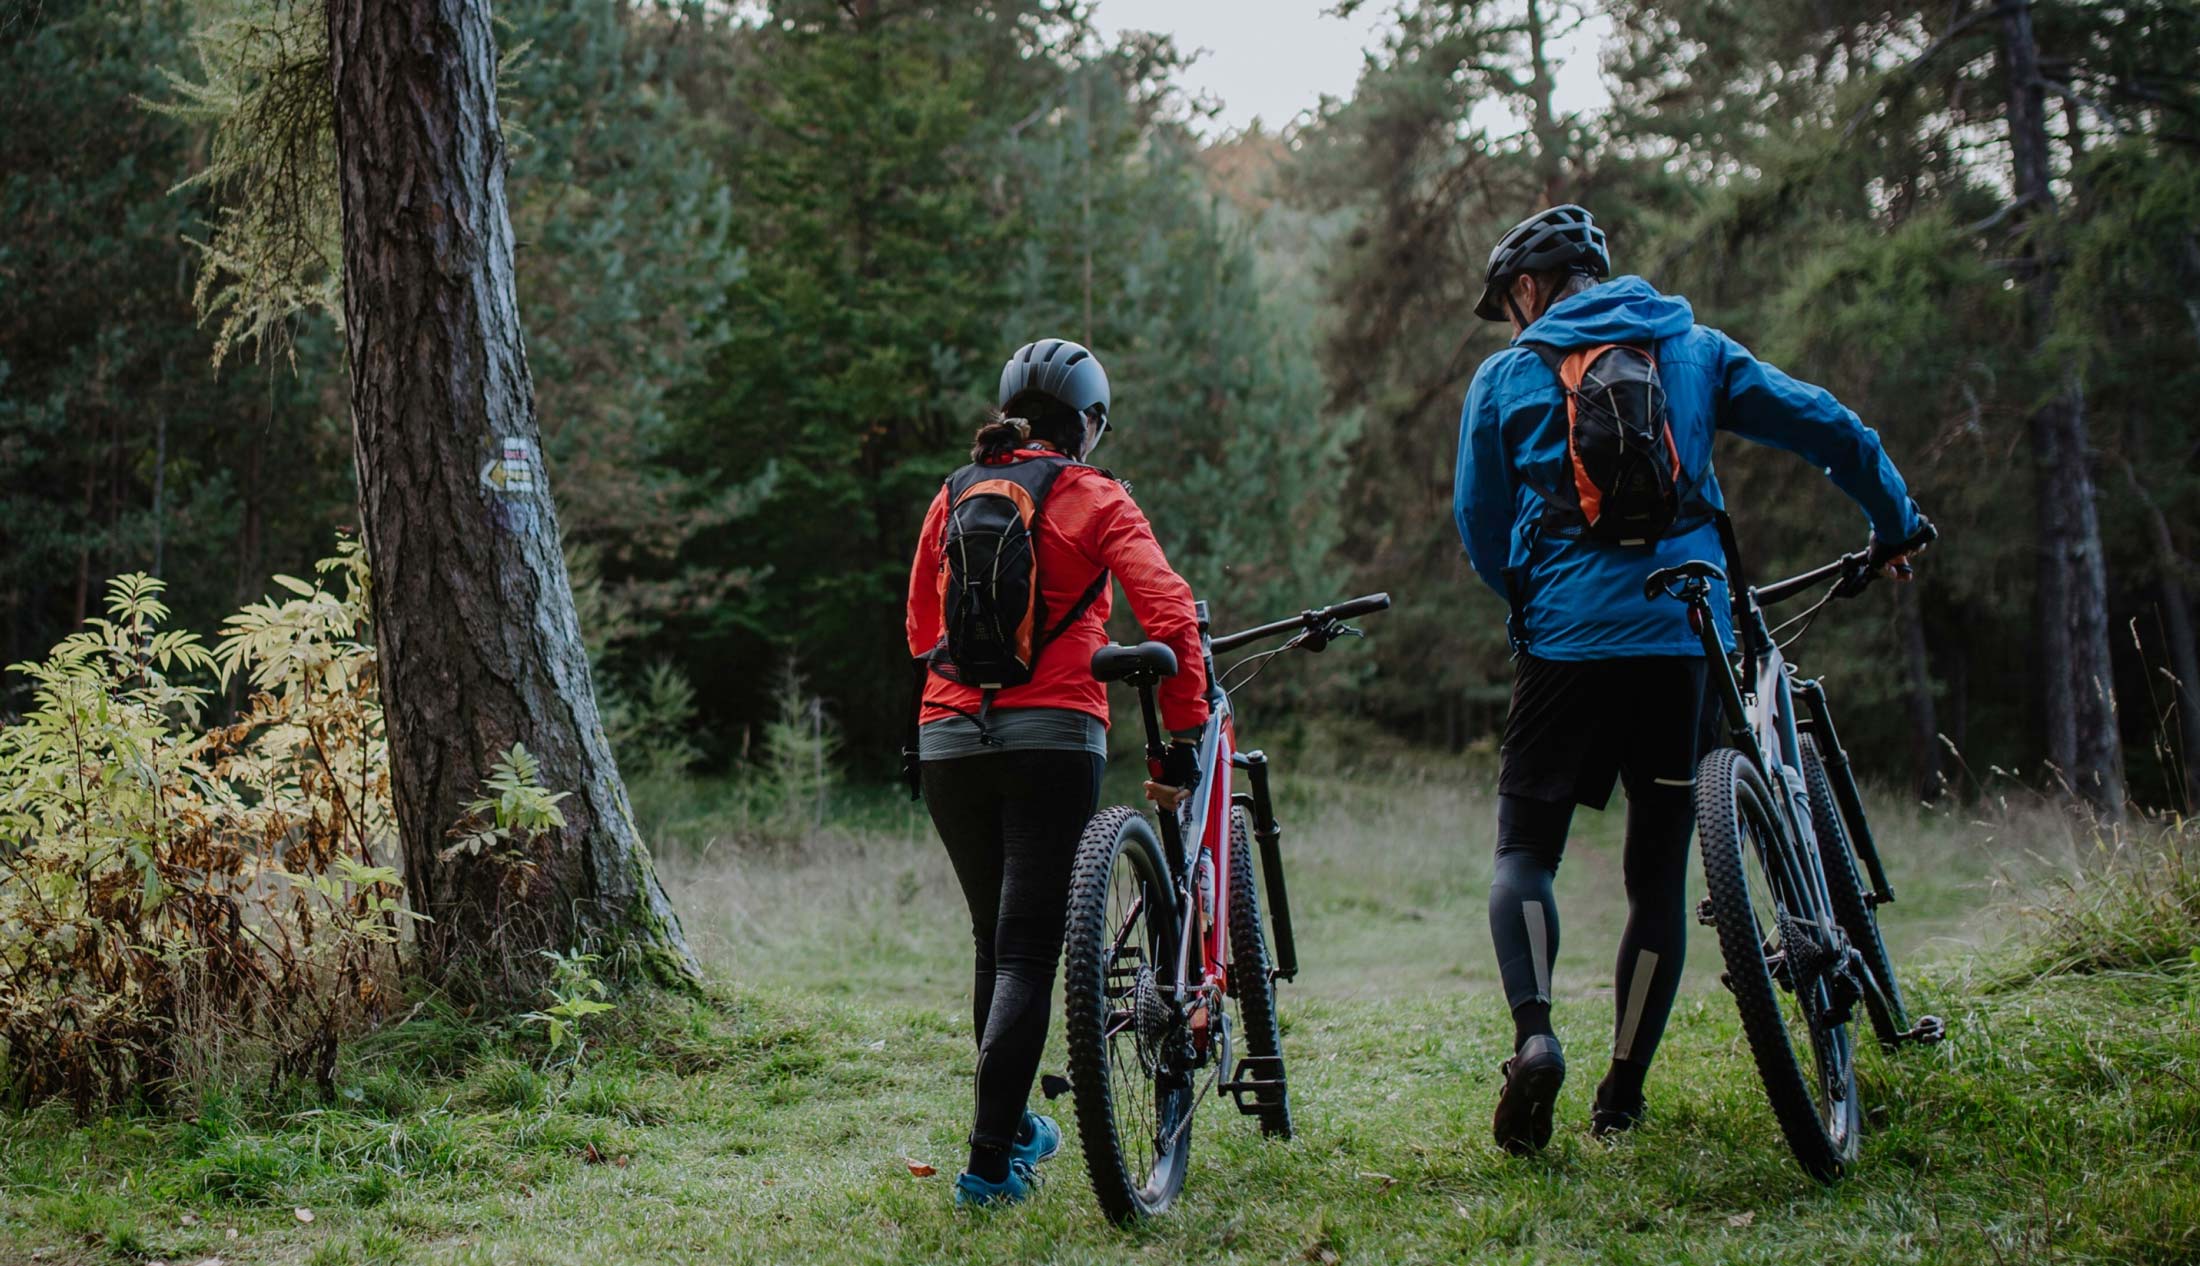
[1647,532,1945,1182]
[1058,592,1390,1223]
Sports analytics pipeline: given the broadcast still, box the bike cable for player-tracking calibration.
[1768,580,1843,653]
[1219,631,1309,695]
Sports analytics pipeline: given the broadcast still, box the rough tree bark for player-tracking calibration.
[2001,0,2125,818]
[324,0,697,985]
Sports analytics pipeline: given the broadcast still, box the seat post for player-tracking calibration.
[1138,680,1166,765]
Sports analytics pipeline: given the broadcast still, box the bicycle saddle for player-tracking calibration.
[1643,559,1726,601]
[1090,640,1180,684]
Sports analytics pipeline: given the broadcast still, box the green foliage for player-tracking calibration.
[600,659,705,781]
[18,0,2200,802]
[517,949,615,1064]
[749,659,840,845]
[0,547,407,1113]
[1,0,354,696]
[443,742,573,869]
[149,0,339,367]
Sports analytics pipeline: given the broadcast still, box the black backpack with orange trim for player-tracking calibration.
[925,453,1108,693]
[1525,341,1684,547]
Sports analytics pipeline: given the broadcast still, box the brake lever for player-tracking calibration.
[1301,619,1362,653]
[1830,554,1876,600]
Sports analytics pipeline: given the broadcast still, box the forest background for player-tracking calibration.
[6,0,2199,811]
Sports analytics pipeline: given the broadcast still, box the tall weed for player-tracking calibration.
[0,544,407,1112]
[2021,819,2200,980]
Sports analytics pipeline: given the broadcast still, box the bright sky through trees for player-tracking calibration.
[1092,0,1614,136]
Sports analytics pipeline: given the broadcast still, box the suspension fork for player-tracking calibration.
[1794,678,1896,907]
[1231,750,1297,982]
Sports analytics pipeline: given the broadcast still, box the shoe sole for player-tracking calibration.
[1494,1061,1566,1156]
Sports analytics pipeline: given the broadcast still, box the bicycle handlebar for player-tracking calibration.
[1755,551,1872,607]
[1757,525,1936,607]
[1210,592,1392,654]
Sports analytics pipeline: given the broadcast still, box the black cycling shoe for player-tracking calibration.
[1590,1068,1646,1137]
[1589,1095,1642,1138]
[1492,1034,1566,1155]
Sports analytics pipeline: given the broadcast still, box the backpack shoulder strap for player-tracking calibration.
[1521,341,1570,380]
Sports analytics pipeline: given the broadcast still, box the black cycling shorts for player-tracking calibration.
[1499,655,1712,809]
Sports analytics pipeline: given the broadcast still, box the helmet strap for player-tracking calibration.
[1504,286,1534,332]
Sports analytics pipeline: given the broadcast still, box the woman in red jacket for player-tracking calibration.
[906,339,1209,1207]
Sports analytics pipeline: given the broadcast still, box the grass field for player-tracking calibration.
[4,755,2197,1264]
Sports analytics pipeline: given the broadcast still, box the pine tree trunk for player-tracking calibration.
[1522,0,1567,205]
[2123,461,2200,813]
[2001,0,2125,818]
[324,0,697,986]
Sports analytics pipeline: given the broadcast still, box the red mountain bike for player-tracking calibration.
[1057,592,1390,1223]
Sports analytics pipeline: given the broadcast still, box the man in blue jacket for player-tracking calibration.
[1454,205,1934,1155]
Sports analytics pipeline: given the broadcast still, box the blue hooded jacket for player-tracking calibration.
[1453,276,1923,660]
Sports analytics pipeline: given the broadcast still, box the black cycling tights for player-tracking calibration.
[1488,788,1694,1103]
[923,749,1103,1182]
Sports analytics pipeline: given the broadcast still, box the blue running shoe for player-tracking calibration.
[953,1159,1039,1209]
[1011,1112,1062,1169]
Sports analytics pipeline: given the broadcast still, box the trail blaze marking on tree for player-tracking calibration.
[480,435,541,531]
[480,436,538,495]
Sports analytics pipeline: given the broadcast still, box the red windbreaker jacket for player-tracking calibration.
[905,450,1210,734]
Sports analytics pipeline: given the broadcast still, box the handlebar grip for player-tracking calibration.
[1868,516,1938,569]
[1323,592,1392,621]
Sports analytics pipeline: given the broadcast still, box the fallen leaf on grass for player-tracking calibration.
[293,1208,314,1224]
[581,1143,606,1165]
[180,1213,199,1227]
[905,1159,937,1177]
[1727,1211,1756,1229]
[614,1155,630,1168]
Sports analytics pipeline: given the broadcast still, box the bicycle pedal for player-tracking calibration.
[1040,1073,1074,1100]
[1899,1015,1946,1046]
[1696,897,1717,927]
[1222,1056,1287,1114]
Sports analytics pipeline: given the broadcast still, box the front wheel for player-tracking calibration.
[1695,747,1861,1182]
[1226,808,1292,1139]
[1062,806,1193,1223]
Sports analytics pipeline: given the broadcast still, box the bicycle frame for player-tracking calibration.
[1132,600,1258,1012]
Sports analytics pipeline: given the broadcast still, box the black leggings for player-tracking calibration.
[1489,786,1694,1071]
[922,749,1103,1157]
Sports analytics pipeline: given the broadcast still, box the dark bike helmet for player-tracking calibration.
[1474,204,1611,322]
[998,338,1110,424]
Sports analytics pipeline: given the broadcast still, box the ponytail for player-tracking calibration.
[970,391,1083,463]
[970,416,1032,463]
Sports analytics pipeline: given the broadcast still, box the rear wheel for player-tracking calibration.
[1799,736,1910,1049]
[1695,747,1860,1182]
[1226,808,1292,1139]
[1062,806,1193,1223]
